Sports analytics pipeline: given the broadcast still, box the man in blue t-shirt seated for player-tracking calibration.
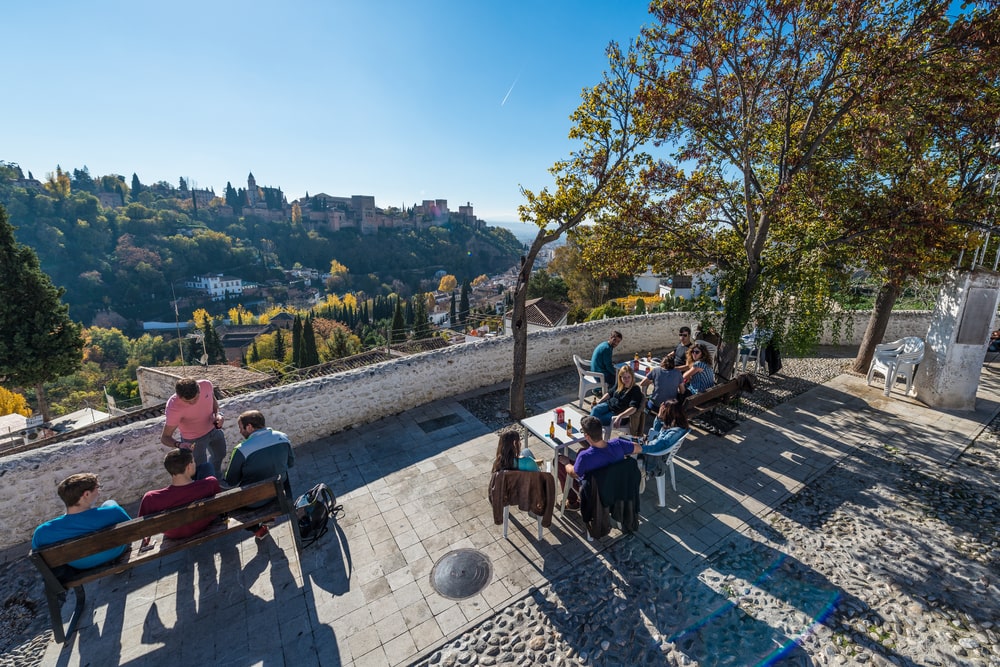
[558,415,642,510]
[590,330,622,389]
[32,473,132,569]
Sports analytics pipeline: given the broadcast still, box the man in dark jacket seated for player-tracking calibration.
[584,458,641,535]
[225,410,295,541]
[558,415,641,510]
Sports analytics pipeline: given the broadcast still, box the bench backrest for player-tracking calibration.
[32,478,283,569]
[684,373,754,414]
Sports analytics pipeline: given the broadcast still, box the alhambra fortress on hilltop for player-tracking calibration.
[10,169,488,234]
[223,172,486,234]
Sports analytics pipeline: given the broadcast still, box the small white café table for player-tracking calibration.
[519,404,589,474]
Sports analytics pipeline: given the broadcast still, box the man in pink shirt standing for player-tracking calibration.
[160,378,226,479]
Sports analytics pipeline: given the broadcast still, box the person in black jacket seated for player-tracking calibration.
[558,415,642,510]
[590,365,644,431]
[226,410,295,541]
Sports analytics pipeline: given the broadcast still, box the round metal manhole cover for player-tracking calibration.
[429,548,492,600]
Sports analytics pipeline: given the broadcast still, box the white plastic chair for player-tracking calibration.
[643,432,689,507]
[502,504,543,540]
[867,336,925,397]
[574,354,607,409]
[738,329,772,375]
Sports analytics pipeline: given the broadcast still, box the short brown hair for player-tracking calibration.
[238,410,266,430]
[580,415,604,441]
[57,473,99,508]
[164,448,194,476]
[175,378,199,400]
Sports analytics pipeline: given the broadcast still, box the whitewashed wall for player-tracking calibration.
[0,310,932,555]
[818,310,933,345]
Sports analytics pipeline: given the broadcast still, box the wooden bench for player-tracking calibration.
[29,477,301,643]
[683,373,755,432]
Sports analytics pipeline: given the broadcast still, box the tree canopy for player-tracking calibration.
[509,41,651,418]
[584,0,998,369]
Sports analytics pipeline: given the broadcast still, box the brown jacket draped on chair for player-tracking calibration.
[488,470,556,528]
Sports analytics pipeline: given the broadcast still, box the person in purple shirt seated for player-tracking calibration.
[32,473,131,570]
[558,415,641,510]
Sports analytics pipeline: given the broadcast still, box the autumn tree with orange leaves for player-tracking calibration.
[586,0,999,375]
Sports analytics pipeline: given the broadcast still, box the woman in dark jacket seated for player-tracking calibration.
[590,365,644,430]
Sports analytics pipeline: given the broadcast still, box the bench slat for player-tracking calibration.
[33,479,283,568]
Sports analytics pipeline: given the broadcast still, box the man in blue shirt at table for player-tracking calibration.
[591,330,622,389]
[32,473,131,569]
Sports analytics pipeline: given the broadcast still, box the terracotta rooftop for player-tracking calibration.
[510,298,569,328]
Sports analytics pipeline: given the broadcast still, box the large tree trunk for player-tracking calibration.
[851,281,901,374]
[509,234,548,420]
[716,269,759,380]
[34,383,51,422]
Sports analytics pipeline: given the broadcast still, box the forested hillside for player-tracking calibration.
[0,162,523,328]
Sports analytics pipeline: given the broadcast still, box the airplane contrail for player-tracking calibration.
[501,74,520,107]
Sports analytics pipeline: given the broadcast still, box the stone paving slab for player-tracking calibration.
[33,370,1000,666]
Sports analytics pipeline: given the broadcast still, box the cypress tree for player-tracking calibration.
[0,205,83,420]
[459,280,471,326]
[291,314,303,367]
[413,294,431,340]
[302,316,320,367]
[204,318,227,364]
[390,300,405,344]
[249,341,261,363]
[450,294,456,327]
[274,329,286,365]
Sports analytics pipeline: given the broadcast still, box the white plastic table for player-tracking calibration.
[519,404,588,474]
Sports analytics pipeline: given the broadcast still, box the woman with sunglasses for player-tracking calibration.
[590,364,644,430]
[681,342,715,394]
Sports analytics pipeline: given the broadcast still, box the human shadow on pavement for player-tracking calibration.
[111,525,338,666]
[299,518,352,597]
[51,567,130,667]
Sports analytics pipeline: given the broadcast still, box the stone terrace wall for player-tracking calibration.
[0,310,932,554]
[818,310,932,346]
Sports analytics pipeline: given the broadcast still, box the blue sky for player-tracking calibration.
[4,1,653,223]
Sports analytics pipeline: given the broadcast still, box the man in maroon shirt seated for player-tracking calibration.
[139,448,222,540]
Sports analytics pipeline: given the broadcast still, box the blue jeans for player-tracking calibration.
[190,428,227,479]
[590,403,614,426]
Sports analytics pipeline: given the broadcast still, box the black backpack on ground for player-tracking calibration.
[294,483,342,548]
